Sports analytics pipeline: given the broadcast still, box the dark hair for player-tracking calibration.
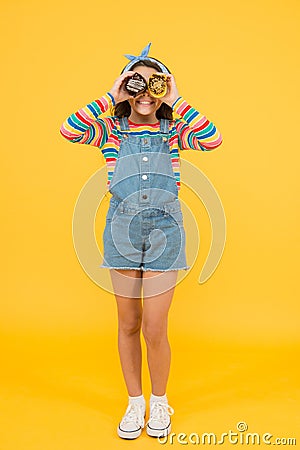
[113,59,173,120]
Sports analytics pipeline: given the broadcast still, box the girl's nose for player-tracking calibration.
[138,90,151,99]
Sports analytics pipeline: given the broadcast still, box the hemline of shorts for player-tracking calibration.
[99,265,191,272]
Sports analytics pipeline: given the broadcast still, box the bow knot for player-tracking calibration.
[124,42,151,63]
[122,43,170,74]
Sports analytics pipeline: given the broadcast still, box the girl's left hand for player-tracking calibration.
[162,74,180,107]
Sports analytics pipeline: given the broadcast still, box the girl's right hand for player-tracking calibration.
[109,71,136,104]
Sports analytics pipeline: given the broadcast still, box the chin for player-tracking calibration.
[136,109,157,116]
[140,111,156,116]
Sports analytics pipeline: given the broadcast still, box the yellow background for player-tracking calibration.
[1,0,299,448]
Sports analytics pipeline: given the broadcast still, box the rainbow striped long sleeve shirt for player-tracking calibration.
[60,92,223,191]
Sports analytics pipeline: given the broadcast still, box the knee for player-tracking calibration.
[142,322,167,347]
[118,314,142,336]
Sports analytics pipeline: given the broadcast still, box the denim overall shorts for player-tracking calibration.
[99,117,190,272]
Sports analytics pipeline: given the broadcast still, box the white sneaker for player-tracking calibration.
[117,402,146,439]
[146,401,174,438]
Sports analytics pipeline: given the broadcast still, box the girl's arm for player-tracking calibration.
[59,92,116,148]
[163,75,222,151]
[59,71,136,147]
[173,97,223,151]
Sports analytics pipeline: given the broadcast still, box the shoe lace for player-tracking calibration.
[121,402,145,428]
[147,401,174,426]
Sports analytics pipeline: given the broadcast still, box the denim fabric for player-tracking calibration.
[99,117,190,271]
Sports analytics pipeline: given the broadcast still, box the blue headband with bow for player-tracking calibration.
[121,43,170,74]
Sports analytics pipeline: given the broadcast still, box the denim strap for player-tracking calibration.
[160,119,170,135]
[119,116,129,131]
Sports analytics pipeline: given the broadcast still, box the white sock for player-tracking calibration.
[128,394,146,407]
[150,393,168,408]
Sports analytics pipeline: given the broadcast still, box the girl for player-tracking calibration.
[60,43,223,440]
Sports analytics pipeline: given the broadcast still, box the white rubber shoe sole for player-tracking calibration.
[146,421,171,438]
[117,411,146,440]
[117,425,143,439]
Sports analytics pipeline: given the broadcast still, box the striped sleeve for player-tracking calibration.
[172,97,223,151]
[59,92,116,148]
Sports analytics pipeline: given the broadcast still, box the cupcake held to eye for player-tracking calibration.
[148,73,167,98]
[125,73,147,97]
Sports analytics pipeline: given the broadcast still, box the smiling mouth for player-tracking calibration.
[137,100,155,105]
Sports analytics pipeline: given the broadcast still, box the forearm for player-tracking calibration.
[173,97,223,151]
[59,92,115,143]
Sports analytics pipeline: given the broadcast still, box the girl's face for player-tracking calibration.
[127,65,162,122]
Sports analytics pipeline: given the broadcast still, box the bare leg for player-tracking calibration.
[142,270,178,396]
[110,269,143,397]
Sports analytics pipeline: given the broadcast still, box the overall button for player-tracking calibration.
[142,156,148,162]
[143,138,148,145]
[142,194,148,199]
[142,174,148,180]
[162,137,168,142]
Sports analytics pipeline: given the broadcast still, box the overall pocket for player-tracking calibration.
[165,209,184,226]
[163,199,184,226]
